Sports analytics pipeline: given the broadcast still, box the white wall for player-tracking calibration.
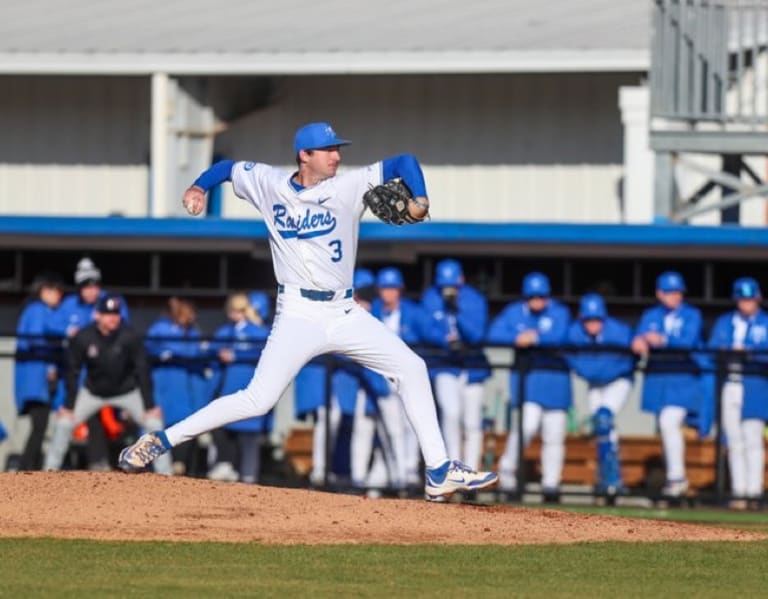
[0,76,150,216]
[218,73,638,222]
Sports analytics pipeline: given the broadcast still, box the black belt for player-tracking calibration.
[278,284,353,302]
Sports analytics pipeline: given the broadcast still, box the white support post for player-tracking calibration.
[150,72,170,217]
[619,86,654,223]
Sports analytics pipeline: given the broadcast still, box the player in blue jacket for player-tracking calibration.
[420,259,491,470]
[487,272,571,499]
[567,293,635,496]
[207,292,272,483]
[708,277,768,505]
[371,266,423,487]
[14,272,64,470]
[632,271,704,498]
[145,297,207,476]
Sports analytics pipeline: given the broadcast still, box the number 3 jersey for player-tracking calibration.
[232,161,383,291]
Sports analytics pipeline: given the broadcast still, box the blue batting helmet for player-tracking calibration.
[435,259,463,287]
[354,268,376,289]
[377,267,404,289]
[522,272,551,298]
[579,293,607,320]
[732,277,761,300]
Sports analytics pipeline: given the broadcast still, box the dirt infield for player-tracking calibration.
[0,472,762,545]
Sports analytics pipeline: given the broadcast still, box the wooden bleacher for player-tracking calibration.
[283,428,768,491]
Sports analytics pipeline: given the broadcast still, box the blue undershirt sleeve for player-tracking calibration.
[192,159,236,192]
[381,154,427,197]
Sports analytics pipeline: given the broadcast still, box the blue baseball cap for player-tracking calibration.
[294,122,351,153]
[354,268,376,289]
[579,293,607,320]
[248,291,271,321]
[377,267,404,289]
[522,272,551,298]
[733,277,761,300]
[435,259,463,287]
[656,271,686,293]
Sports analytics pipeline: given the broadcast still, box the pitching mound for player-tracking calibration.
[0,472,762,545]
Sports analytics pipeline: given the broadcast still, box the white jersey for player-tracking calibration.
[232,161,382,290]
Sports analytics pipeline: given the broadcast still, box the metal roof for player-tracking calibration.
[0,0,650,74]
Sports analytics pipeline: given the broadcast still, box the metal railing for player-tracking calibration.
[651,0,768,126]
[2,334,767,505]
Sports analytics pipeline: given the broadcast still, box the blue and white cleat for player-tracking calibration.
[118,432,169,473]
[424,460,499,502]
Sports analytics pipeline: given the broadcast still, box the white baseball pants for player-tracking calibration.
[165,291,449,469]
[659,405,687,482]
[722,382,766,498]
[310,402,342,485]
[45,387,172,475]
[351,391,412,487]
[587,377,632,443]
[498,402,567,490]
[434,372,485,469]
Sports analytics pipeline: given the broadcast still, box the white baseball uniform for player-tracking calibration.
[163,161,449,468]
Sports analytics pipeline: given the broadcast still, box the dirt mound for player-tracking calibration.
[0,472,761,545]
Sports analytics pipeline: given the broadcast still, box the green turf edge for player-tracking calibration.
[1,538,768,598]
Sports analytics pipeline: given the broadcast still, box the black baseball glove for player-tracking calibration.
[363,178,428,225]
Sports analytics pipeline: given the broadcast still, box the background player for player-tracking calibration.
[487,272,571,502]
[371,266,423,489]
[632,271,704,498]
[420,259,490,470]
[708,277,768,507]
[119,122,497,501]
[567,293,635,496]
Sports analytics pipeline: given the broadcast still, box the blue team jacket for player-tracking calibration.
[635,302,706,416]
[566,317,635,386]
[708,309,768,421]
[419,285,491,383]
[210,320,272,433]
[14,299,62,412]
[294,359,390,418]
[145,317,208,427]
[487,299,572,409]
[371,297,422,345]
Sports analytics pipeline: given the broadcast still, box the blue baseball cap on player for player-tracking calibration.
[656,271,686,293]
[354,268,376,289]
[579,293,607,320]
[248,291,271,321]
[377,267,404,289]
[435,259,463,287]
[732,277,761,300]
[294,122,351,153]
[522,272,551,298]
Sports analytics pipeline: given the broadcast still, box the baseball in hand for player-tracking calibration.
[183,187,206,216]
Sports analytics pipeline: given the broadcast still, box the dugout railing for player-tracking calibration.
[2,334,767,506]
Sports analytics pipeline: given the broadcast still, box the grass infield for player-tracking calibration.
[1,536,768,598]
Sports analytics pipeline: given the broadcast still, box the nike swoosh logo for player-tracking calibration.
[318,197,331,205]
[450,476,466,484]
[344,308,353,314]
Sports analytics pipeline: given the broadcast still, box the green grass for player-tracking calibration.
[1,538,768,598]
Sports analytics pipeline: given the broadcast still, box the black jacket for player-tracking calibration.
[65,323,154,410]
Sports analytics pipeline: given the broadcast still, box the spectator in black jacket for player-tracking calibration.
[43,294,172,474]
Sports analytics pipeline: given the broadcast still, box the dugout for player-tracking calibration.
[1,217,768,331]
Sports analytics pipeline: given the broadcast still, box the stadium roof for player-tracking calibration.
[0,0,650,75]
